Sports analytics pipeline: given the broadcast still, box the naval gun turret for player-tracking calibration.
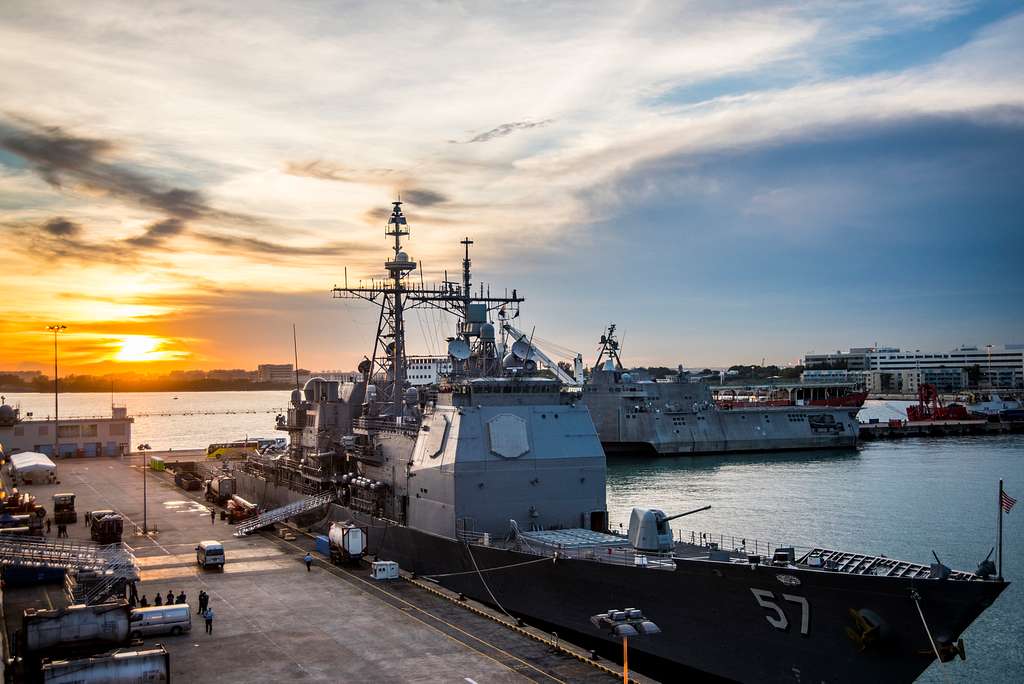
[628,505,711,552]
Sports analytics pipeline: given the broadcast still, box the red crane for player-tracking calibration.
[906,384,969,422]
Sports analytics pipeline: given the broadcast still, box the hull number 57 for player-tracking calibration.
[750,589,810,636]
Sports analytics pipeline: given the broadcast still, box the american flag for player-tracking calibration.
[1002,489,1017,513]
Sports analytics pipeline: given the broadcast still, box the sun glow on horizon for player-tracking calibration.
[112,335,187,363]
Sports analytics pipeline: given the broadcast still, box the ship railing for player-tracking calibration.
[353,416,420,436]
[674,529,815,559]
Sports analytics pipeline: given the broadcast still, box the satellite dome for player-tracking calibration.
[0,404,15,426]
[396,251,410,263]
[480,322,495,341]
[290,389,303,404]
[621,373,633,383]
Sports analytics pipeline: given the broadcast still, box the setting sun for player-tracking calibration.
[113,335,180,362]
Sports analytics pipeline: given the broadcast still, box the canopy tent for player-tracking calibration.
[10,451,57,484]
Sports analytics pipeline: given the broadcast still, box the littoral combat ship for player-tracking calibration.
[237,201,1006,683]
[584,325,860,455]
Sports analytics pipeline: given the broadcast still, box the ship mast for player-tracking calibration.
[594,323,624,371]
[332,202,525,417]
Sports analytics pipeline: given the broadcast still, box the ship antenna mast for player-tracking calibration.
[595,323,624,371]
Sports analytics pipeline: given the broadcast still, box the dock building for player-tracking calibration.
[804,344,1024,389]
[0,402,132,457]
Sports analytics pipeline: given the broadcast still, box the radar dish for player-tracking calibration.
[448,339,471,360]
[511,335,532,360]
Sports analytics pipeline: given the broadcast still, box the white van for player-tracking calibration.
[196,540,225,568]
[129,605,192,638]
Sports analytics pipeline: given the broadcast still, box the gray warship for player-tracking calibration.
[583,325,860,455]
[236,201,1006,683]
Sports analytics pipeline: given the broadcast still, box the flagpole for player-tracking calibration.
[998,479,1003,581]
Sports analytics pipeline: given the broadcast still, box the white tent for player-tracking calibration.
[10,451,57,484]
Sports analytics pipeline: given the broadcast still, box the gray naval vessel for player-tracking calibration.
[584,325,861,455]
[236,201,1006,683]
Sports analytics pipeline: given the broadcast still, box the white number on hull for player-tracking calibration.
[750,589,810,636]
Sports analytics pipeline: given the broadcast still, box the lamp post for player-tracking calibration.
[591,608,660,684]
[138,443,152,533]
[46,325,66,457]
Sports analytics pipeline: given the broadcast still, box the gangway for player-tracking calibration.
[233,492,335,537]
[0,536,139,604]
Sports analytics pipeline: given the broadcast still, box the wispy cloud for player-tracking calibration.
[453,120,554,144]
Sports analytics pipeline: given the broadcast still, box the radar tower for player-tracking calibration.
[332,202,525,417]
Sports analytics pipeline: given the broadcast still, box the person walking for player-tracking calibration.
[176,591,187,605]
[85,511,91,526]
[304,552,313,572]
[165,590,174,606]
[210,508,216,525]
[197,590,209,615]
[203,607,214,634]
[57,523,67,538]
[154,593,162,606]
[45,518,51,535]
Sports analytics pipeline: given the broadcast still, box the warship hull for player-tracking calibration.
[233,470,1003,683]
[585,383,860,455]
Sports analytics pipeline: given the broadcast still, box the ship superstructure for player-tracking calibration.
[584,325,861,454]
[237,202,1006,683]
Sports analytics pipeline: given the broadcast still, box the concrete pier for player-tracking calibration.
[3,456,629,683]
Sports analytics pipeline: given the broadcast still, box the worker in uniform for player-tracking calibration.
[57,523,67,538]
[45,518,51,535]
[197,590,209,615]
[154,593,163,606]
[139,594,149,607]
[210,508,216,524]
[304,551,313,572]
[203,606,215,634]
[176,591,187,604]
[166,590,175,605]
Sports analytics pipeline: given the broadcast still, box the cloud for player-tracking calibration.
[192,231,370,257]
[124,218,186,247]
[454,119,554,144]
[41,216,81,236]
[283,159,395,183]
[401,188,448,206]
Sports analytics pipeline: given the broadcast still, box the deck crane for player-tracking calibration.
[501,323,584,386]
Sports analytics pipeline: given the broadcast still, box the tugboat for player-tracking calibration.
[236,201,1006,683]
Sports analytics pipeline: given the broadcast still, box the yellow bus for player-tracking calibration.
[206,438,283,460]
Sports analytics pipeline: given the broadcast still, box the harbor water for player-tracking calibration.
[4,391,1021,681]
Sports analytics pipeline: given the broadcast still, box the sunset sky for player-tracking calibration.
[2,1,1022,375]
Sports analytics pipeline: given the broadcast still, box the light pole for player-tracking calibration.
[591,608,661,684]
[138,443,152,533]
[47,325,66,457]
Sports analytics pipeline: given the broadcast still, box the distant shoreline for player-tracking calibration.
[0,384,297,394]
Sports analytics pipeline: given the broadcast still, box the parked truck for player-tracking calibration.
[41,645,169,683]
[204,475,236,505]
[52,493,77,525]
[173,472,202,491]
[90,510,124,545]
[328,521,368,565]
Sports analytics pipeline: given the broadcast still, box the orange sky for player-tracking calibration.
[3,4,1022,376]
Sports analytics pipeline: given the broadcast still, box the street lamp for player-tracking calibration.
[591,608,660,684]
[46,325,66,457]
[138,443,152,533]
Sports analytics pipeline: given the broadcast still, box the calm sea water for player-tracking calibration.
[4,392,1021,681]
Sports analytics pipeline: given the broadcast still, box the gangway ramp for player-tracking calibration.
[0,536,138,604]
[233,492,335,537]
